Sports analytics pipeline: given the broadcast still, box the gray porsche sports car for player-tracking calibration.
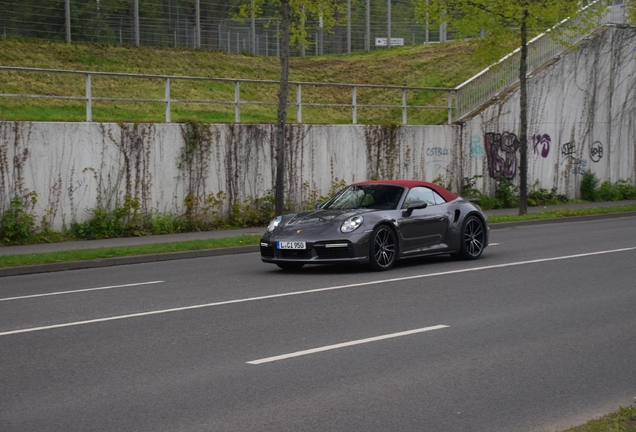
[260,180,489,271]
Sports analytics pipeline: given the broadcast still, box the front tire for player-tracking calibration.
[368,225,397,271]
[276,262,305,271]
[454,215,485,260]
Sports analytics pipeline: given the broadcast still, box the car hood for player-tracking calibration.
[274,208,375,237]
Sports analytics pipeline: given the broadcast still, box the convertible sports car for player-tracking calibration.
[260,180,489,271]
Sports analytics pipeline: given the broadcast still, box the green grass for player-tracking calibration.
[561,405,636,432]
[0,37,515,124]
[487,205,636,224]
[0,235,261,268]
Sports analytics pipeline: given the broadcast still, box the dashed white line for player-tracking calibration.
[0,281,164,302]
[1,246,635,337]
[246,325,449,364]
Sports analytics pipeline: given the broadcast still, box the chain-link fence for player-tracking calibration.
[0,0,455,56]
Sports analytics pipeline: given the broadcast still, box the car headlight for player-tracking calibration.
[267,216,282,232]
[340,216,364,233]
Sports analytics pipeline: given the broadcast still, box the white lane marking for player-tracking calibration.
[490,243,500,246]
[247,325,449,365]
[0,281,164,302]
[1,246,635,337]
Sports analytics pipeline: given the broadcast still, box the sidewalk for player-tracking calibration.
[1,200,635,277]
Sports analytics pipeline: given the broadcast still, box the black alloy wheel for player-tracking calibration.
[276,262,305,271]
[369,225,397,271]
[456,215,485,260]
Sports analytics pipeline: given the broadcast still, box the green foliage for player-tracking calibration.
[183,191,227,231]
[0,195,37,245]
[70,194,143,240]
[598,180,622,202]
[627,1,636,25]
[562,405,636,432]
[580,172,636,202]
[581,170,600,201]
[615,179,636,200]
[461,175,520,210]
[230,195,276,227]
[414,0,608,62]
[237,0,348,48]
[527,180,569,207]
[495,177,519,209]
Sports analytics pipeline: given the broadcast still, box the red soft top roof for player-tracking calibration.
[352,179,458,202]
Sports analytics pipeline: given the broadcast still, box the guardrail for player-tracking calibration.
[0,66,455,125]
[0,1,627,126]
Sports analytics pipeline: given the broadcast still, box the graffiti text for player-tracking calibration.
[485,132,520,179]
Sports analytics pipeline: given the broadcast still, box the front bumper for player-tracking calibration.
[260,232,372,265]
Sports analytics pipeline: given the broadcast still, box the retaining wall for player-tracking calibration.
[1,26,635,231]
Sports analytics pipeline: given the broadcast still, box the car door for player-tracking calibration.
[398,186,450,255]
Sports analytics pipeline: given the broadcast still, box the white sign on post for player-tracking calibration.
[375,37,404,46]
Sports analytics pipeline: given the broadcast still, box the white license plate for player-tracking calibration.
[277,241,306,249]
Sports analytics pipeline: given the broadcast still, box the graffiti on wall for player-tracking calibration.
[560,141,589,175]
[532,133,551,158]
[425,146,452,174]
[484,132,520,179]
[572,158,588,175]
[426,147,450,157]
[590,141,604,162]
[469,136,484,159]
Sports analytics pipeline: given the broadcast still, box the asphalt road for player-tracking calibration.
[1,215,635,432]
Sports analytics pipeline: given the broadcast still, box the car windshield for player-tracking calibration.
[321,184,405,210]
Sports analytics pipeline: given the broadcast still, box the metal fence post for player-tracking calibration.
[352,86,357,124]
[347,0,351,56]
[85,74,92,122]
[387,0,391,49]
[296,84,302,123]
[447,90,453,124]
[235,81,240,122]
[195,0,201,49]
[366,0,370,52]
[251,0,256,53]
[134,0,140,46]
[65,0,71,44]
[402,88,407,125]
[165,78,171,122]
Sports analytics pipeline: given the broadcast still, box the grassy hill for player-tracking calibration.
[0,38,511,124]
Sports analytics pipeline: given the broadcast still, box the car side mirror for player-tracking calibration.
[402,200,427,217]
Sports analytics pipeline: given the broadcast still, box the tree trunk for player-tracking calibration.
[518,9,528,216]
[275,0,291,216]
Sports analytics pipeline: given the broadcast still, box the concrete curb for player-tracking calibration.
[1,211,635,278]
[0,245,259,278]
[488,211,636,229]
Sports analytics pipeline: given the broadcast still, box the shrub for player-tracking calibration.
[0,195,37,245]
[615,179,636,200]
[581,173,636,202]
[580,170,599,201]
[495,177,519,209]
[597,180,622,201]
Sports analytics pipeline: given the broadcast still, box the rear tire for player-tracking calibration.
[276,262,305,271]
[454,215,485,260]
[368,225,397,271]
